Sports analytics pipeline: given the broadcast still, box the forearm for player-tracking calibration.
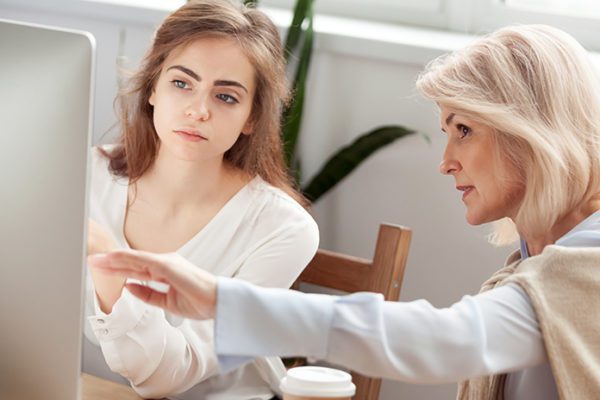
[87,217,123,313]
[320,285,546,382]
[215,280,547,383]
[89,267,125,313]
[88,290,218,398]
[215,278,336,372]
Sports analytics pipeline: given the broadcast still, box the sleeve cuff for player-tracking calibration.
[87,284,150,341]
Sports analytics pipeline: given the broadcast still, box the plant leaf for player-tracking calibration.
[282,1,314,177]
[284,0,312,62]
[302,126,418,202]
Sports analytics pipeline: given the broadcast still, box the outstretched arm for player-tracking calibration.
[215,278,547,383]
[90,250,547,383]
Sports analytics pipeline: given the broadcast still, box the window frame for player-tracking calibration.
[260,0,600,52]
[259,0,448,28]
[8,0,599,52]
[468,0,600,51]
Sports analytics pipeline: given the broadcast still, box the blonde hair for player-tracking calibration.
[416,24,600,245]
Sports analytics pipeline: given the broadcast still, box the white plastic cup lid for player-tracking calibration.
[280,366,356,397]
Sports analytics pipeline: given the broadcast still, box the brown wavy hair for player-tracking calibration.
[104,0,307,206]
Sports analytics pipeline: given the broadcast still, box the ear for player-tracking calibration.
[149,90,155,106]
[241,118,255,136]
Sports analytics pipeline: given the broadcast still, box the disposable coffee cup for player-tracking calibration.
[280,366,356,400]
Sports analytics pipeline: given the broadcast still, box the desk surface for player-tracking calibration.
[82,373,154,400]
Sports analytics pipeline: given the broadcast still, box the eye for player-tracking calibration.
[216,93,239,104]
[171,79,190,90]
[457,124,471,139]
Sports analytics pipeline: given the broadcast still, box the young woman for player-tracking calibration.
[90,24,600,399]
[84,1,318,399]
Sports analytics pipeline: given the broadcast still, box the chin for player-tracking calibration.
[465,210,490,226]
[465,209,501,226]
[163,142,206,162]
[465,216,483,226]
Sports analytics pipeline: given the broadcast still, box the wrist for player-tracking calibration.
[90,268,126,314]
[96,283,125,314]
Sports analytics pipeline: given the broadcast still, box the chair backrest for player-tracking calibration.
[292,223,412,400]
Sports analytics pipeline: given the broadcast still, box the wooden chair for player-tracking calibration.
[291,223,412,400]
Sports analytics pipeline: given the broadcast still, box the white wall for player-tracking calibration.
[0,2,515,398]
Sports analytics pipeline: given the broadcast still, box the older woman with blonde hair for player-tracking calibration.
[89,24,600,399]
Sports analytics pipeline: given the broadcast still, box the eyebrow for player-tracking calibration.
[440,112,456,133]
[214,80,248,93]
[166,65,248,94]
[167,65,199,81]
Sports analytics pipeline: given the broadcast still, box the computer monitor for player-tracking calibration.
[0,19,95,399]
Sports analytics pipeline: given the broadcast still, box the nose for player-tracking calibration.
[439,147,461,175]
[185,95,210,121]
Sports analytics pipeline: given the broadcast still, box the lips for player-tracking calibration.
[174,129,207,142]
[456,185,475,201]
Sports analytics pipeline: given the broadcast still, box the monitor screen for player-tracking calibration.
[0,19,95,400]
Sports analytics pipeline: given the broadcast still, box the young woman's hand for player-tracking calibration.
[87,218,125,313]
[87,250,217,320]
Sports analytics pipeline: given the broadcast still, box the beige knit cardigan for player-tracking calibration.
[456,245,600,399]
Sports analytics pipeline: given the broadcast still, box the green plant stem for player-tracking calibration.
[282,0,314,174]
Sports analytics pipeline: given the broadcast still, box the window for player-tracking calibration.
[470,0,600,51]
[505,0,600,19]
[259,0,446,28]
[261,0,600,51]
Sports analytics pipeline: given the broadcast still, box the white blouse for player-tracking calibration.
[84,147,319,400]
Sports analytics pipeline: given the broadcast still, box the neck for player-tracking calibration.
[520,194,600,256]
[136,146,239,211]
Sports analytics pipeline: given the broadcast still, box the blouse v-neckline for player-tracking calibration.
[115,176,259,254]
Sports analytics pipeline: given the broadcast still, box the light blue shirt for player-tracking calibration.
[215,210,600,399]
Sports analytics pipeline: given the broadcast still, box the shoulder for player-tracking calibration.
[505,246,600,295]
[245,177,319,244]
[247,177,313,223]
[520,245,600,271]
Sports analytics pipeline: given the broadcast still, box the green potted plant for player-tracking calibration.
[250,0,422,201]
